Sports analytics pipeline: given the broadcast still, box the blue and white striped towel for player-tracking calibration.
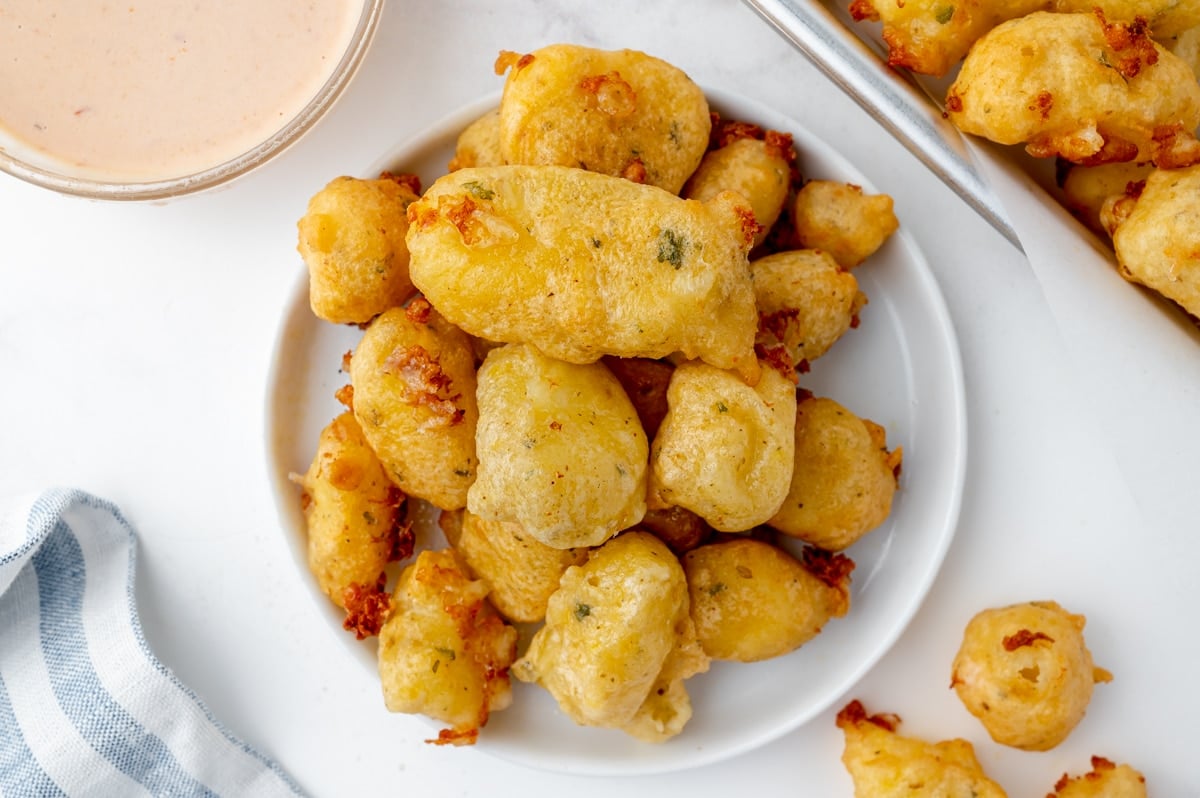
[0,488,303,797]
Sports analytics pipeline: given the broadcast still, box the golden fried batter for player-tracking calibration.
[751,249,866,370]
[1049,756,1148,797]
[683,540,852,662]
[1069,0,1200,37]
[851,0,1045,76]
[946,11,1200,168]
[1109,163,1200,316]
[767,395,902,551]
[1059,161,1153,235]
[293,411,407,638]
[649,359,797,532]
[377,548,517,746]
[495,44,711,193]
[790,180,898,268]
[469,344,648,549]
[638,504,713,554]
[683,136,792,246]
[406,165,761,382]
[852,0,1200,76]
[1166,24,1200,80]
[439,509,588,624]
[951,600,1113,751]
[349,301,478,510]
[448,109,504,171]
[837,699,1008,797]
[603,356,674,440]
[512,532,708,740]
[297,173,421,324]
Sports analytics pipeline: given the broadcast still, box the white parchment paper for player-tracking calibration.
[967,141,1200,543]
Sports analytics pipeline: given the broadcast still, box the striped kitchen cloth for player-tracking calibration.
[0,488,304,797]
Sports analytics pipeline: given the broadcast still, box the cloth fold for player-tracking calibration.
[0,488,303,798]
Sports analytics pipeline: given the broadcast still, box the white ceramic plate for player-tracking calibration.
[265,87,966,775]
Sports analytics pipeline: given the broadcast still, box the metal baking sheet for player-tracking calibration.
[743,0,1022,250]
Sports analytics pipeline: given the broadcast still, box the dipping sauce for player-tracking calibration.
[0,1,366,183]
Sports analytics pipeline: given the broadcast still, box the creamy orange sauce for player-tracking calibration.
[0,1,364,181]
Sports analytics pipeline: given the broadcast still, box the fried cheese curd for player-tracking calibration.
[602,355,674,439]
[494,45,711,194]
[469,343,648,549]
[850,0,1047,77]
[292,411,409,639]
[945,11,1200,168]
[377,548,517,746]
[1167,24,1200,80]
[1058,160,1154,235]
[599,357,721,555]
[348,300,478,511]
[850,0,1200,77]
[1048,756,1149,797]
[1107,163,1200,316]
[405,164,761,383]
[621,630,709,743]
[447,109,503,171]
[648,359,797,532]
[791,180,899,268]
[768,395,902,551]
[639,504,714,555]
[950,600,1113,751]
[837,700,1008,798]
[512,531,709,742]
[683,134,793,246]
[291,43,919,750]
[438,508,589,624]
[751,249,867,370]
[1071,0,1200,37]
[683,539,853,662]
[296,173,421,324]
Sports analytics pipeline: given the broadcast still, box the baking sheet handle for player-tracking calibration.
[743,0,1023,251]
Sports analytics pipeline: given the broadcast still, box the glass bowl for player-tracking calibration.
[0,0,384,201]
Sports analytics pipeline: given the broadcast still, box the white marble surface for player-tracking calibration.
[1,1,1195,795]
